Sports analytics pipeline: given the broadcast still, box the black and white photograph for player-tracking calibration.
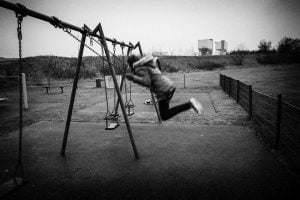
[0,0,299,199]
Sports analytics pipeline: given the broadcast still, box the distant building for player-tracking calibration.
[198,39,213,55]
[215,40,228,55]
[152,51,169,56]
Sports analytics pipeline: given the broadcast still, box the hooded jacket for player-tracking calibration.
[126,55,176,101]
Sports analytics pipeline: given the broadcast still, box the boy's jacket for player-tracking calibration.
[127,55,176,101]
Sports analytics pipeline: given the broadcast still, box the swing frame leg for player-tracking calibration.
[96,23,139,159]
[114,46,131,115]
[137,42,162,123]
[61,32,87,157]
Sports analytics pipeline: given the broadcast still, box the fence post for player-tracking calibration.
[276,94,282,150]
[237,80,240,103]
[184,73,186,89]
[226,76,229,94]
[225,76,227,90]
[223,75,227,92]
[222,75,224,91]
[228,77,231,97]
[248,85,252,120]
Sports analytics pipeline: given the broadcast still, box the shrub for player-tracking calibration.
[256,54,300,64]
[162,64,179,73]
[195,61,225,71]
[278,37,300,54]
[231,55,245,65]
[258,39,272,53]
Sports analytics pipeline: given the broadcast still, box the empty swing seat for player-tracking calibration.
[106,122,119,130]
[104,113,120,130]
[0,97,8,103]
[125,104,135,116]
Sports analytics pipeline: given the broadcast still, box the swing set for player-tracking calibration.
[0,1,165,196]
[0,2,165,190]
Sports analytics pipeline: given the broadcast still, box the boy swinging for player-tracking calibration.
[126,55,203,121]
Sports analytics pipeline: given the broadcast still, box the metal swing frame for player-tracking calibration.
[0,1,163,162]
[60,23,141,159]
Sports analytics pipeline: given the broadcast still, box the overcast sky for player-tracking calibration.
[0,0,300,57]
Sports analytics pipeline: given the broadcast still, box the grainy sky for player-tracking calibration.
[0,0,300,57]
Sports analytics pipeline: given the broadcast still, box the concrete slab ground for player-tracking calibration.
[0,122,299,200]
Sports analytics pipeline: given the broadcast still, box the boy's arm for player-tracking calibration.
[126,73,151,88]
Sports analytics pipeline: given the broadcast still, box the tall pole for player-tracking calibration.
[61,32,86,157]
[98,23,139,159]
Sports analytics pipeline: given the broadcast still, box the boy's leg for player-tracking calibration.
[159,99,191,121]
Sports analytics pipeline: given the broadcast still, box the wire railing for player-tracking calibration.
[220,74,300,172]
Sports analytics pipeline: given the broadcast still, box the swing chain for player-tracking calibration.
[62,26,71,34]
[15,13,25,180]
[112,44,116,54]
[120,44,124,57]
[90,35,93,46]
[100,43,106,76]
[17,15,23,59]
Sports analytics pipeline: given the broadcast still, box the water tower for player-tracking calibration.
[198,39,213,55]
[215,40,228,55]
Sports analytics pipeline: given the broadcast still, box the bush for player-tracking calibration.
[278,37,300,54]
[195,61,225,71]
[231,55,245,65]
[168,66,179,73]
[256,54,300,64]
[258,39,272,53]
[162,64,179,73]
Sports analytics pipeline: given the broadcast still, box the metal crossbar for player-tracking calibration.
[0,1,135,48]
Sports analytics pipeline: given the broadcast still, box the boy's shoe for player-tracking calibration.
[190,98,203,114]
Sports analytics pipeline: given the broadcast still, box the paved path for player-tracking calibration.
[1,122,298,199]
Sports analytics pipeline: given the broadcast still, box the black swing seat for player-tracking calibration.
[125,104,135,108]
[104,113,120,120]
[106,122,120,130]
[104,113,120,130]
[0,97,8,103]
[125,104,134,116]
[126,110,134,116]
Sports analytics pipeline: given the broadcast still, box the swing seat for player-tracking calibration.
[144,98,158,105]
[144,99,157,105]
[0,97,8,103]
[125,103,135,116]
[104,113,120,130]
[126,109,134,116]
[104,113,119,120]
[125,104,135,108]
[144,99,151,105]
[106,122,120,130]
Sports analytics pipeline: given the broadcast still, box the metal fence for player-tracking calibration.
[220,74,300,172]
